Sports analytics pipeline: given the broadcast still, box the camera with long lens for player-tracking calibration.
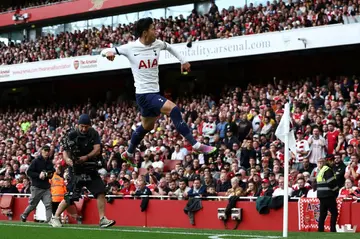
[61,129,104,172]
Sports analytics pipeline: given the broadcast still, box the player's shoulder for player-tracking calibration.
[153,39,167,49]
[122,40,138,50]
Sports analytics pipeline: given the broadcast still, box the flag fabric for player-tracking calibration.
[275,103,297,156]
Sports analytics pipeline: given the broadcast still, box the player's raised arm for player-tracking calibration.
[100,45,128,61]
[161,41,191,73]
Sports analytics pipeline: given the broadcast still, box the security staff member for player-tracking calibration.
[316,158,339,232]
[50,114,115,228]
[20,145,54,223]
[50,165,66,215]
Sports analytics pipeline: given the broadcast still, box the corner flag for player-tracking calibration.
[274,102,296,238]
[275,103,297,156]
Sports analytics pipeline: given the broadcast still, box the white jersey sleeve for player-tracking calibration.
[100,44,129,57]
[160,41,187,64]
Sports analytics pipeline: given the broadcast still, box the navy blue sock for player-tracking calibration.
[128,125,150,154]
[170,106,197,146]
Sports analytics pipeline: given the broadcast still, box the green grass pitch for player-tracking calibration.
[0,221,357,239]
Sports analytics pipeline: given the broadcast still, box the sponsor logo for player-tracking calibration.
[73,60,80,70]
[0,69,10,78]
[73,59,97,70]
[89,0,108,11]
[79,59,98,69]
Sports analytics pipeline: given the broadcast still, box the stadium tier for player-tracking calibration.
[0,0,67,13]
[0,0,356,66]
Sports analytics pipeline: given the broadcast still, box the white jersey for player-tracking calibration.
[101,39,186,94]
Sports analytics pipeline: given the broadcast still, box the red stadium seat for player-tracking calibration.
[0,195,14,220]
[217,192,227,197]
[163,160,182,172]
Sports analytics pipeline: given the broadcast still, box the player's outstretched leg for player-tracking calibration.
[122,125,151,162]
[169,105,216,155]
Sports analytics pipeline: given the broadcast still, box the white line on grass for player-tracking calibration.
[0,222,281,238]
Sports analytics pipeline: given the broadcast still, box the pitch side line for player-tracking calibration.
[0,222,281,238]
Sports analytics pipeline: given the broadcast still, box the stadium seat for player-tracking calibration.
[163,160,182,172]
[0,195,14,220]
[217,192,227,197]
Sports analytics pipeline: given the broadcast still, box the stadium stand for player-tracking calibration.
[0,0,353,65]
[0,0,68,13]
[0,75,359,201]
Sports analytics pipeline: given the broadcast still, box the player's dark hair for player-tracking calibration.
[135,17,153,38]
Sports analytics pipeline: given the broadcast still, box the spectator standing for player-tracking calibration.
[171,144,185,160]
[344,155,360,186]
[294,130,310,171]
[50,165,66,215]
[237,112,253,144]
[20,145,54,223]
[308,128,326,167]
[332,153,346,188]
[224,125,239,149]
[216,114,228,140]
[141,155,152,169]
[240,139,255,169]
[202,115,216,143]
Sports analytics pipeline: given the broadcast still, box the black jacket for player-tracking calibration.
[26,156,55,189]
[333,162,346,188]
[134,186,152,212]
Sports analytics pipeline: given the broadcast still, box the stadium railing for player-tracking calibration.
[1,193,359,201]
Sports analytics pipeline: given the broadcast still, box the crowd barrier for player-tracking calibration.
[0,194,359,232]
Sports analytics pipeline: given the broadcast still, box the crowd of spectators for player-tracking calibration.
[0,0,67,13]
[0,0,356,65]
[1,75,360,202]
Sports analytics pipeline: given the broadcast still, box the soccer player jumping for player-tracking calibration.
[101,17,217,161]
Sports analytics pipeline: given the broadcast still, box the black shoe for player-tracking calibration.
[20,214,26,222]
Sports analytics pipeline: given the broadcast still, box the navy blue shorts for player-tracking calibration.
[135,93,167,117]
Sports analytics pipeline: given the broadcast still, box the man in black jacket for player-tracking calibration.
[332,154,346,188]
[20,145,54,223]
[316,158,339,232]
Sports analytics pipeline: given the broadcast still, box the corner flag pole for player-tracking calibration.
[283,130,289,238]
[275,102,295,238]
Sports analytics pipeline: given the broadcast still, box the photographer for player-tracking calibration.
[20,145,54,223]
[50,114,115,228]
